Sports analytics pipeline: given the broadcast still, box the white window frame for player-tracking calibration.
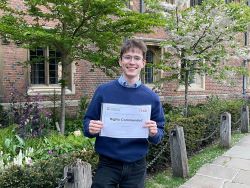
[27,47,75,95]
[177,61,205,91]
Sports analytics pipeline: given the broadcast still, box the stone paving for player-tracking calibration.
[179,134,250,188]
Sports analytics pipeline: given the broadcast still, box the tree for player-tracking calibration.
[0,0,165,134]
[159,0,250,116]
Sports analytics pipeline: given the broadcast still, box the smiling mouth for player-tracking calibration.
[126,67,138,70]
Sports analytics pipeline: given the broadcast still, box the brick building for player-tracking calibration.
[0,0,249,115]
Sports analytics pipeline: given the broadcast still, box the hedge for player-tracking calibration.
[0,150,98,188]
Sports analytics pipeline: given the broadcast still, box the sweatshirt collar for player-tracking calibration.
[118,75,142,88]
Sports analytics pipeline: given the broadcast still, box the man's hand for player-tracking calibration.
[144,120,158,137]
[89,120,103,135]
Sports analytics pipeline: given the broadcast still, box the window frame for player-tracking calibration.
[142,50,154,84]
[29,46,61,86]
[190,0,203,7]
[27,47,75,96]
[177,60,205,91]
[140,46,163,89]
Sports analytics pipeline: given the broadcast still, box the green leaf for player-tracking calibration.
[4,138,11,149]
[15,135,25,147]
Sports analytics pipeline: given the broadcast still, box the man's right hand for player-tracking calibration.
[89,120,103,135]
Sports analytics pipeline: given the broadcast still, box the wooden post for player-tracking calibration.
[169,125,189,178]
[241,105,249,133]
[64,159,92,188]
[220,112,231,148]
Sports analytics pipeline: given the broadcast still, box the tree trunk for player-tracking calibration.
[60,85,66,135]
[184,68,189,117]
[59,61,66,135]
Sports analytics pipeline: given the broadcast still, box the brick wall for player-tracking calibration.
[0,0,249,111]
[0,42,113,102]
[0,42,28,102]
[0,37,244,109]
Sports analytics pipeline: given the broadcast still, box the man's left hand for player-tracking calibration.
[144,120,158,137]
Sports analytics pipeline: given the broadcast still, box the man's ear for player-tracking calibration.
[119,59,122,66]
[142,59,146,68]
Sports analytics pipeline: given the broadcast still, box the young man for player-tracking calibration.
[83,39,165,188]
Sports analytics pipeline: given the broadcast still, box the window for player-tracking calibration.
[167,0,188,9]
[180,62,197,84]
[178,61,205,91]
[1,35,10,45]
[166,0,175,4]
[225,0,241,3]
[141,49,161,85]
[144,50,154,84]
[127,0,133,9]
[28,47,75,96]
[30,47,61,85]
[139,45,162,87]
[190,0,203,6]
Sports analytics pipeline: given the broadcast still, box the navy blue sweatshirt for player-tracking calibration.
[83,80,165,162]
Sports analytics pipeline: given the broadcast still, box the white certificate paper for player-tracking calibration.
[100,103,151,138]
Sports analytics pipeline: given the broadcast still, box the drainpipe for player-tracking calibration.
[243,0,250,98]
[242,32,248,97]
[140,0,145,13]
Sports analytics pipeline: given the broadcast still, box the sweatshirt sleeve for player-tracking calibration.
[83,86,103,138]
[147,96,165,144]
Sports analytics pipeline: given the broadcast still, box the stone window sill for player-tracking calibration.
[27,85,75,96]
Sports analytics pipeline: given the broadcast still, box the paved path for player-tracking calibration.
[180,134,250,188]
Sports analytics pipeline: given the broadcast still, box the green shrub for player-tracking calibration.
[24,131,92,160]
[0,126,92,166]
[162,103,183,123]
[0,104,3,126]
[65,119,83,135]
[0,150,98,188]
[16,102,52,139]
[77,95,89,119]
[0,125,20,154]
[171,115,211,154]
[0,105,12,128]
[147,98,245,173]
[147,115,208,173]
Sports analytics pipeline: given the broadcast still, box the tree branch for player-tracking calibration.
[195,33,224,55]
[72,1,91,37]
[192,25,209,51]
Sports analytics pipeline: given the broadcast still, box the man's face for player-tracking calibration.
[119,48,145,81]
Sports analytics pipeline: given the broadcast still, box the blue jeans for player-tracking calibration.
[92,155,146,188]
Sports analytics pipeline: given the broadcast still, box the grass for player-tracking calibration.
[146,131,248,188]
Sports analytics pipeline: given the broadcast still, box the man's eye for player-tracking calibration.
[124,56,131,60]
[134,56,141,61]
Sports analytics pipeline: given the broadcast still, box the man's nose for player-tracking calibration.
[129,57,137,63]
[129,60,136,65]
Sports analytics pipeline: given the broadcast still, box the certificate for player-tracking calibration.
[100,103,151,138]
